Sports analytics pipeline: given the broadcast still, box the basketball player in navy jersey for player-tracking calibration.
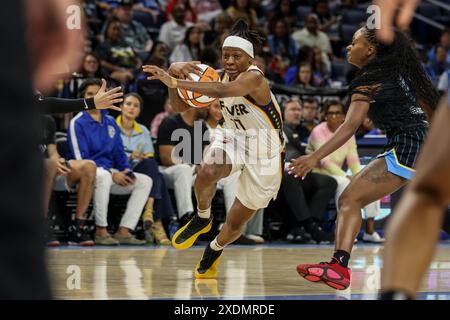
[143,20,284,279]
[373,0,450,300]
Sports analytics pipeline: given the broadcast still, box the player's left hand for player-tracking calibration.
[94,79,123,111]
[287,154,319,179]
[143,65,176,88]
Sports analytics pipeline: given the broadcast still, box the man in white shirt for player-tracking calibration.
[158,4,193,50]
[292,14,332,66]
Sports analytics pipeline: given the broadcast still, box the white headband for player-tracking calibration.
[222,35,254,58]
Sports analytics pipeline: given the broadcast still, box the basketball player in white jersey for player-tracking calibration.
[143,20,284,278]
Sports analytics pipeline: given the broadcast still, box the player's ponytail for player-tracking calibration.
[230,19,264,47]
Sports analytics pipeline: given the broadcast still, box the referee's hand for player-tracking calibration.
[93,79,123,111]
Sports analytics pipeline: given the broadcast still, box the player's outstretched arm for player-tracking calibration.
[143,65,263,99]
[288,95,369,179]
[166,62,203,112]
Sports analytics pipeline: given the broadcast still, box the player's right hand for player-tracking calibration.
[168,61,203,80]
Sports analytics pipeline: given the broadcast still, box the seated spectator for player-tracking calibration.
[166,0,197,23]
[313,0,341,51]
[135,55,169,127]
[157,107,209,225]
[114,0,154,57]
[133,0,163,25]
[284,46,330,86]
[151,97,176,138]
[417,47,437,85]
[61,53,105,99]
[170,26,204,63]
[203,11,233,46]
[205,100,264,244]
[117,93,173,245]
[267,0,298,34]
[96,18,142,85]
[292,14,332,67]
[301,97,321,135]
[226,0,258,28]
[429,45,450,78]
[282,100,336,243]
[306,100,384,243]
[158,4,194,50]
[67,79,152,245]
[427,29,450,65]
[41,115,97,247]
[190,0,223,24]
[291,62,317,89]
[267,19,298,75]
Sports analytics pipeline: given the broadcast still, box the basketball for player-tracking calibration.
[177,64,220,108]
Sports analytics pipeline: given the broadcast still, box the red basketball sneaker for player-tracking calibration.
[296,258,351,290]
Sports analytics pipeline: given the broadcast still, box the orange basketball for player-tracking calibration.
[177,64,220,108]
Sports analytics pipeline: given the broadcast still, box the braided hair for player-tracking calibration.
[349,27,439,112]
[230,19,264,49]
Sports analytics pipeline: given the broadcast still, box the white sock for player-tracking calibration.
[197,206,211,219]
[210,237,224,251]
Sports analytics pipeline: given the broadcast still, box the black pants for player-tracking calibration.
[282,171,337,224]
[134,158,175,220]
[0,0,51,299]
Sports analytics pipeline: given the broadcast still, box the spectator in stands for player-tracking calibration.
[313,0,341,50]
[151,97,175,138]
[41,116,97,247]
[204,12,234,47]
[61,53,105,99]
[170,26,204,63]
[135,55,169,127]
[301,97,321,135]
[205,100,264,244]
[417,47,437,85]
[166,0,197,23]
[67,79,152,245]
[306,100,384,243]
[148,41,171,61]
[428,29,450,65]
[267,0,298,34]
[267,19,298,68]
[96,18,142,85]
[282,100,336,243]
[157,107,209,226]
[117,93,173,245]
[284,46,330,87]
[226,0,258,28]
[292,14,332,66]
[292,62,316,89]
[133,0,163,25]
[158,3,194,50]
[189,0,223,23]
[114,0,153,58]
[429,45,450,78]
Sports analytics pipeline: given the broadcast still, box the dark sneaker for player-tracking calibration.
[286,226,313,244]
[68,220,94,246]
[307,222,334,244]
[195,245,223,279]
[171,214,213,250]
[296,258,351,290]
